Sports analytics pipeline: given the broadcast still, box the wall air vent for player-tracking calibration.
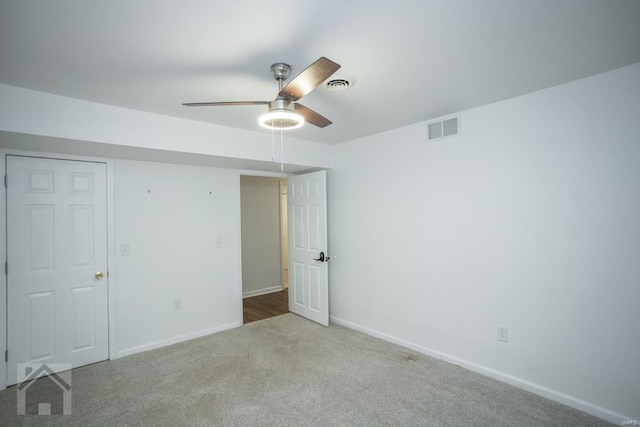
[426,116,460,141]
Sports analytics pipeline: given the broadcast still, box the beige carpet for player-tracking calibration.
[0,313,610,426]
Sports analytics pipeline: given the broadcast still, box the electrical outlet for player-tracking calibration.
[497,326,509,343]
[173,299,182,310]
[216,238,223,248]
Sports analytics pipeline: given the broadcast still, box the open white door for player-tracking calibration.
[6,155,109,385]
[288,170,329,326]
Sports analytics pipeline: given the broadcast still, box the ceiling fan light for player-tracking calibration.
[258,110,304,130]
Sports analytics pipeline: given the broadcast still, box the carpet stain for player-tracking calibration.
[405,354,418,362]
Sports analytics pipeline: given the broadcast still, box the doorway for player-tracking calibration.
[240,175,289,323]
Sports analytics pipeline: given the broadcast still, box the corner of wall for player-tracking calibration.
[0,151,7,390]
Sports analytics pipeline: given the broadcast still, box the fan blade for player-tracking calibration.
[279,57,341,101]
[294,103,332,128]
[183,101,269,107]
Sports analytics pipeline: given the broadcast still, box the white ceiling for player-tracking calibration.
[1,0,639,145]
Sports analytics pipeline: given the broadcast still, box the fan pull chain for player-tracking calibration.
[271,126,275,163]
[280,128,284,172]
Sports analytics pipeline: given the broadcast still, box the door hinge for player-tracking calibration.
[4,261,6,276]
[4,175,7,188]
[4,350,7,363]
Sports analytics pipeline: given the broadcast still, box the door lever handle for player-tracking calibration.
[313,251,326,262]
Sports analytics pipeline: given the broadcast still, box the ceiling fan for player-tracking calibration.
[183,57,341,130]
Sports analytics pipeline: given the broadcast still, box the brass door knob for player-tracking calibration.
[95,271,104,280]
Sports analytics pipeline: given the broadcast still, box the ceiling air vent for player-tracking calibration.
[426,116,460,141]
[324,75,356,91]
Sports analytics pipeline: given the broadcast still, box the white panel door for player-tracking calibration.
[288,170,329,326]
[6,155,109,385]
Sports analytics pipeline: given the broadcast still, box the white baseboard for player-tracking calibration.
[242,285,283,299]
[116,321,241,359]
[329,315,629,425]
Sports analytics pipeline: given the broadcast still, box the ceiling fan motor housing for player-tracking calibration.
[269,98,294,112]
[259,98,304,130]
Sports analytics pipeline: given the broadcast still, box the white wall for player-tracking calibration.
[327,63,640,423]
[240,176,282,297]
[113,159,241,356]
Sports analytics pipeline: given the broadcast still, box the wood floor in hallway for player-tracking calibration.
[243,288,289,324]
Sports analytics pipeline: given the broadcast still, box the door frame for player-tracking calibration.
[0,148,117,390]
